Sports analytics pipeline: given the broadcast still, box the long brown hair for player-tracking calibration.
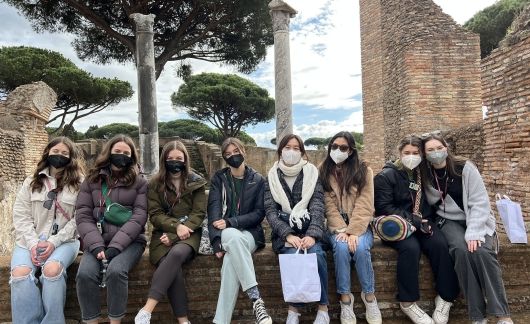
[30,136,85,192]
[152,140,191,193]
[319,131,367,195]
[87,134,139,186]
[276,134,308,161]
[420,133,467,187]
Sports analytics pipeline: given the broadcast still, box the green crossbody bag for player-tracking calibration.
[102,180,132,226]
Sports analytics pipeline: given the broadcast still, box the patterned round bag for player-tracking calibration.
[198,217,214,255]
[372,214,416,241]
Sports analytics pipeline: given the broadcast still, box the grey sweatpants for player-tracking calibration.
[440,219,510,321]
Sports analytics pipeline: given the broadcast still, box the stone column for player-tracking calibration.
[130,13,159,177]
[269,0,297,145]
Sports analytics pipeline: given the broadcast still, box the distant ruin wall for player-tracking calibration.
[360,0,483,169]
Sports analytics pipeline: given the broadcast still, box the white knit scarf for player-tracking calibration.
[268,159,319,230]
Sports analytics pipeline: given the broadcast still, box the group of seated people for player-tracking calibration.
[10,131,512,324]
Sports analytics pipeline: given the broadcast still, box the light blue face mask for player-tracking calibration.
[426,150,448,165]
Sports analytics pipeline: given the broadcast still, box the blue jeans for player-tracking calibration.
[279,241,329,306]
[10,241,80,324]
[330,229,375,294]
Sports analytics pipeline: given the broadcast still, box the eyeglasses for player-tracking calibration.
[43,191,57,210]
[331,144,350,152]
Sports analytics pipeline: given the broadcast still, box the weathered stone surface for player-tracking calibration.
[270,0,297,144]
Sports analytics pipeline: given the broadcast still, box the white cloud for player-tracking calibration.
[250,110,363,148]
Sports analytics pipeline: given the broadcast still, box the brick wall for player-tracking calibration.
[443,122,485,172]
[359,0,385,171]
[1,236,529,323]
[481,33,530,227]
[360,0,483,167]
[0,82,57,255]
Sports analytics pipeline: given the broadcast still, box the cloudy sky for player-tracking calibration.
[0,0,496,147]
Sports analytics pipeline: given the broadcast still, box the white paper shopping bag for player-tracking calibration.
[496,194,527,244]
[278,248,321,303]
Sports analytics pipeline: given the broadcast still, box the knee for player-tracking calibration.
[106,264,127,281]
[221,229,247,248]
[11,266,32,281]
[166,246,189,264]
[354,244,371,260]
[399,242,421,259]
[333,241,350,257]
[43,261,64,279]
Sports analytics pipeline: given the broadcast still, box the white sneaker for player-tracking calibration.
[313,310,330,324]
[252,298,272,324]
[432,295,452,324]
[340,293,356,324]
[361,292,382,324]
[134,309,151,324]
[400,303,435,324]
[286,310,300,324]
[471,319,487,324]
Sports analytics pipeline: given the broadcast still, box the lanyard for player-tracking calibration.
[433,169,449,215]
[44,177,71,221]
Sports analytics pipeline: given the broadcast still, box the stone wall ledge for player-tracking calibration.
[1,234,529,323]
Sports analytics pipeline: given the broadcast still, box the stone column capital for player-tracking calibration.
[269,0,297,32]
[130,13,155,32]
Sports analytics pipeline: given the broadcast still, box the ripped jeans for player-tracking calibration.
[10,241,80,324]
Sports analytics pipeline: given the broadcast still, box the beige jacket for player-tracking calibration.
[13,168,80,249]
[325,167,375,236]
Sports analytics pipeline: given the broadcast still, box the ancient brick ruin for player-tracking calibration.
[360,0,483,169]
[0,82,56,253]
[481,6,530,225]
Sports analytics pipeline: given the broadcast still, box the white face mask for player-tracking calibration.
[330,149,349,164]
[401,154,422,170]
[282,149,302,165]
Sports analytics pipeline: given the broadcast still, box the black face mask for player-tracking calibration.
[165,160,186,174]
[47,154,70,169]
[110,153,133,169]
[224,154,244,168]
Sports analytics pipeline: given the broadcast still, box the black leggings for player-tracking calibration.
[148,243,194,317]
[383,222,460,302]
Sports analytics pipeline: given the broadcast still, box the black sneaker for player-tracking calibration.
[252,298,273,324]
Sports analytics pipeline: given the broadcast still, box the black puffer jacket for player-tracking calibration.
[373,161,434,223]
[207,166,266,253]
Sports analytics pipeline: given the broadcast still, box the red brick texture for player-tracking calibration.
[360,0,483,168]
[481,35,530,227]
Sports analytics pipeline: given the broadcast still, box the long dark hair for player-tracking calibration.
[87,134,139,186]
[276,134,308,161]
[420,133,467,187]
[30,136,85,192]
[319,131,367,195]
[151,140,191,193]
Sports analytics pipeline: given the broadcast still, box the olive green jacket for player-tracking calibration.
[148,172,207,265]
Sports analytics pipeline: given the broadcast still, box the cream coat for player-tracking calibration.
[13,168,80,249]
[325,166,375,236]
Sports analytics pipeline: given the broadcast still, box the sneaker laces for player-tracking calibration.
[253,299,270,323]
[340,302,355,320]
[436,298,451,316]
[409,304,427,318]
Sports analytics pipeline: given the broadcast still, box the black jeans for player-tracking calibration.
[148,243,194,317]
[76,242,145,321]
[383,222,460,302]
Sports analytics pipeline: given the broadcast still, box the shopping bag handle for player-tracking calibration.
[295,248,308,254]
[496,193,511,201]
